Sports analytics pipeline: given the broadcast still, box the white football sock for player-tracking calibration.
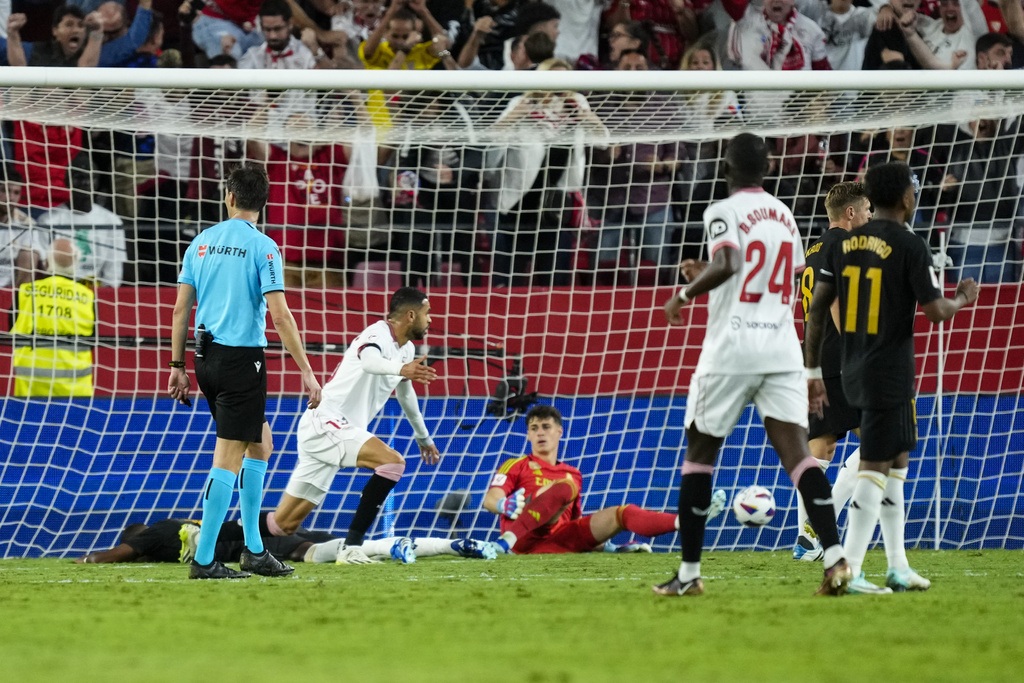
[677,561,701,582]
[880,467,909,572]
[304,539,344,563]
[822,544,844,569]
[411,537,456,557]
[832,448,860,519]
[844,470,887,576]
[360,538,398,559]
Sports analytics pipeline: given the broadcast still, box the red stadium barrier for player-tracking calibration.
[1,285,1021,397]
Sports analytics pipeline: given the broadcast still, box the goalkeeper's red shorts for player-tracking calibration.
[514,517,600,554]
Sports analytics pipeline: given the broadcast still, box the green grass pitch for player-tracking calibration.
[2,549,1022,682]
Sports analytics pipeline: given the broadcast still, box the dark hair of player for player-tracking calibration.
[824,181,867,221]
[526,404,562,426]
[388,287,429,317]
[226,164,270,212]
[120,523,148,546]
[724,133,769,186]
[864,161,914,210]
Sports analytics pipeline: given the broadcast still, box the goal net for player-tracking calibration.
[0,69,1021,558]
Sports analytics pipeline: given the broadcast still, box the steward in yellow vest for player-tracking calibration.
[12,238,95,397]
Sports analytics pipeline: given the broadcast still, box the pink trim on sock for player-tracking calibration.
[375,462,405,482]
[266,511,285,537]
[681,461,714,475]
[789,457,818,487]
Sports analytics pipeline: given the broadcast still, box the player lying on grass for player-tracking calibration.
[76,515,494,566]
[484,405,725,554]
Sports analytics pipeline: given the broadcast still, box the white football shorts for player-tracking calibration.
[684,370,808,438]
[285,410,374,505]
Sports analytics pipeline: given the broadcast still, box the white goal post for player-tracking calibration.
[0,68,1021,558]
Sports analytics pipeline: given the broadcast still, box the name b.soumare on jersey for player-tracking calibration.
[696,189,805,376]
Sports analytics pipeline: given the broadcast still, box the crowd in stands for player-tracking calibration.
[0,0,1022,291]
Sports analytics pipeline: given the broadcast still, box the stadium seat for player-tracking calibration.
[351,261,402,290]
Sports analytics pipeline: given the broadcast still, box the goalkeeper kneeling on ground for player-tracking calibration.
[483,405,725,554]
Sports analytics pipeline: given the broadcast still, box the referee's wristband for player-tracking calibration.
[168,360,186,369]
[677,287,692,304]
[806,367,823,380]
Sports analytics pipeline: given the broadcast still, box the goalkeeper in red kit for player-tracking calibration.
[484,405,725,554]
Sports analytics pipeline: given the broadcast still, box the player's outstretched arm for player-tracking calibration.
[679,258,708,283]
[76,544,140,564]
[266,291,322,409]
[663,247,741,325]
[922,278,980,323]
[396,380,440,464]
[400,354,437,385]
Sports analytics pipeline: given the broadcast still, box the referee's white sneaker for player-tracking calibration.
[336,544,380,565]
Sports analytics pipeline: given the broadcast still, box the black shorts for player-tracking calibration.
[808,375,861,441]
[859,400,917,462]
[195,343,267,443]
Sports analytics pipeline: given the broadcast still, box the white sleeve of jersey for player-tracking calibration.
[703,202,740,258]
[359,344,405,376]
[396,380,430,440]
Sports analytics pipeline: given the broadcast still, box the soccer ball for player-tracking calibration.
[732,486,776,527]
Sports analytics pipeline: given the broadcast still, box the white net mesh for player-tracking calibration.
[0,69,1021,557]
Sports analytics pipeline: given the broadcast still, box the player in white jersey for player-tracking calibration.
[265,287,440,564]
[653,133,851,598]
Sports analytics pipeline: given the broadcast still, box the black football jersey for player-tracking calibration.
[802,227,848,379]
[819,219,942,408]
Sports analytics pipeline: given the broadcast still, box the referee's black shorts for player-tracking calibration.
[859,399,917,462]
[195,343,267,443]
[808,375,861,441]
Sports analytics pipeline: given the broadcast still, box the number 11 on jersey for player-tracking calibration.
[842,265,882,334]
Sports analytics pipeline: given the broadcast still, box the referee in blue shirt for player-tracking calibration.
[168,164,322,580]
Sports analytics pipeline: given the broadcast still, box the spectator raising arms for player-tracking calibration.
[724,0,831,70]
